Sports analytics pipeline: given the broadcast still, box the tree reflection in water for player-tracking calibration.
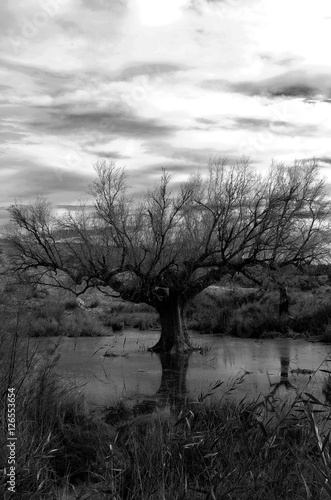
[129,353,191,417]
[156,353,191,404]
[268,343,298,398]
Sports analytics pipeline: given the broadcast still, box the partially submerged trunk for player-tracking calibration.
[148,294,192,354]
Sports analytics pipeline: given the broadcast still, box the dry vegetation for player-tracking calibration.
[2,253,331,343]
[2,246,331,498]
[1,315,331,499]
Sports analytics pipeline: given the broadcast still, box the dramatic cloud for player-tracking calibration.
[28,106,178,139]
[0,160,93,200]
[202,70,331,100]
[0,0,330,226]
[315,157,331,165]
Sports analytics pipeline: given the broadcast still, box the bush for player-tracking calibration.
[186,290,234,334]
[64,298,79,310]
[187,285,331,338]
[187,287,279,337]
[111,321,124,332]
[62,314,108,337]
[291,303,331,335]
[28,317,62,337]
[101,302,158,331]
[228,301,285,338]
[87,298,100,309]
[34,300,65,323]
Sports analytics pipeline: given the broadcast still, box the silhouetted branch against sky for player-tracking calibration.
[8,157,331,352]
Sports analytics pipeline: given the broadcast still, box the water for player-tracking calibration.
[35,330,331,408]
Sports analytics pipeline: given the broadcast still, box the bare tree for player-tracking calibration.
[8,158,331,353]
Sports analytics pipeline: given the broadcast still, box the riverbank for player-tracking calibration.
[2,282,331,499]
[2,276,331,343]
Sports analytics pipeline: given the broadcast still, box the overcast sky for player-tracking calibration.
[1,0,331,224]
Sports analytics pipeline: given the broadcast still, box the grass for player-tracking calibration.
[0,309,115,499]
[2,296,331,499]
[27,290,159,336]
[101,302,159,331]
[101,378,331,500]
[322,374,331,403]
[7,272,331,341]
[191,341,213,355]
[187,284,331,339]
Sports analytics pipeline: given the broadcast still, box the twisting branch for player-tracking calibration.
[6,158,331,308]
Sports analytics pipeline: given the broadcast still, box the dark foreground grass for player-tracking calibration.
[1,353,331,499]
[1,287,331,499]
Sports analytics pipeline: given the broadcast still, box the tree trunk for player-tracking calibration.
[279,285,289,316]
[148,294,192,353]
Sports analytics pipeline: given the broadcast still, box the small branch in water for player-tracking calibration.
[103,351,129,358]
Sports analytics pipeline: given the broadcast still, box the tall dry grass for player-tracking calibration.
[1,280,331,498]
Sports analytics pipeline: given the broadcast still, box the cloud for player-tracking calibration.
[1,0,331,209]
[315,157,331,165]
[232,118,288,130]
[202,70,331,101]
[120,62,185,81]
[259,53,304,67]
[0,58,75,98]
[28,105,178,140]
[92,150,130,160]
[0,58,71,82]
[195,118,219,125]
[0,84,12,92]
[0,160,93,202]
[228,117,318,137]
[146,142,239,165]
[194,117,221,130]
[81,0,127,13]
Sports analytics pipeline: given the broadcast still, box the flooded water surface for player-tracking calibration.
[36,331,331,407]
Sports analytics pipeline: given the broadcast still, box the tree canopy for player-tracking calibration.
[8,158,331,352]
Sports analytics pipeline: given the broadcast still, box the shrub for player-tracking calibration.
[187,288,266,336]
[101,306,158,331]
[62,314,108,337]
[228,301,285,338]
[291,303,331,334]
[64,298,79,310]
[111,321,124,332]
[87,298,100,309]
[28,317,62,337]
[3,280,18,295]
[186,291,232,333]
[34,300,65,323]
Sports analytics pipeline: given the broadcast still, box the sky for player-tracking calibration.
[1,0,331,225]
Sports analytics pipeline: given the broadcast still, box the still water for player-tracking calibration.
[36,331,331,407]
